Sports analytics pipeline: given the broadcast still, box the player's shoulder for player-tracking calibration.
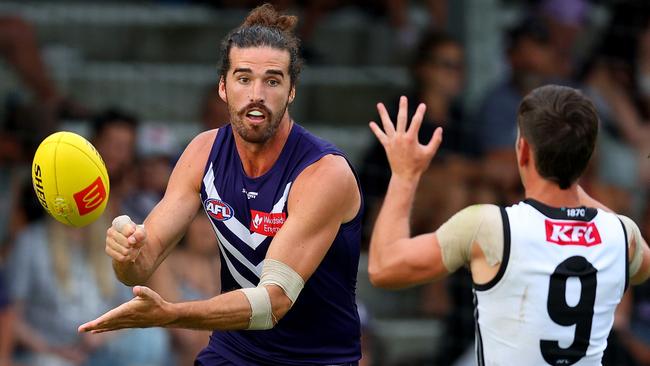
[442,204,503,234]
[616,214,642,240]
[188,129,218,149]
[455,204,501,221]
[291,154,357,206]
[297,154,354,185]
[179,129,218,159]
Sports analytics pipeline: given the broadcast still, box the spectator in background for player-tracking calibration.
[0,16,88,153]
[214,0,449,61]
[0,130,28,366]
[9,219,172,366]
[152,213,221,366]
[90,109,174,364]
[8,213,113,366]
[538,0,589,79]
[580,3,650,216]
[0,130,28,258]
[0,267,14,366]
[0,17,60,110]
[91,109,138,217]
[359,32,480,365]
[7,180,171,366]
[476,16,561,205]
[297,0,449,56]
[360,31,474,244]
[123,124,178,223]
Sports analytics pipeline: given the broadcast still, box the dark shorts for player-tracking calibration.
[194,348,359,366]
[194,348,236,366]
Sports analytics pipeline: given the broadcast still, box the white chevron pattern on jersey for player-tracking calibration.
[203,163,291,249]
[209,216,263,276]
[202,162,293,288]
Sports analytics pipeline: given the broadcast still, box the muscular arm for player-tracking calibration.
[367,97,449,289]
[368,175,449,289]
[369,188,501,289]
[81,155,361,332]
[111,130,214,286]
[169,155,361,329]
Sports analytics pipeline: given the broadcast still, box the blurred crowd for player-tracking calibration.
[0,0,650,365]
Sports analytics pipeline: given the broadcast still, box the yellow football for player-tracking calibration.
[32,131,110,227]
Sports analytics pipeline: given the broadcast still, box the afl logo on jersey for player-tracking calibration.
[205,198,234,221]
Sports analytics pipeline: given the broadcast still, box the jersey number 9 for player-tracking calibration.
[540,256,597,366]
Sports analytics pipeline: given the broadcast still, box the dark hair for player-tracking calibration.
[506,16,550,53]
[92,108,138,139]
[517,85,599,189]
[219,3,302,87]
[411,31,460,92]
[413,31,459,69]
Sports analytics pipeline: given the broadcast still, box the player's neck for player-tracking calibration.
[525,179,581,208]
[235,115,293,178]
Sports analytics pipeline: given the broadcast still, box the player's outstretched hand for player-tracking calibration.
[78,286,174,333]
[107,215,146,263]
[369,96,443,180]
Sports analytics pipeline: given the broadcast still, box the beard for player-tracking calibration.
[229,100,289,144]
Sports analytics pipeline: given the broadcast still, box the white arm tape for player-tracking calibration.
[238,258,305,330]
[619,214,644,278]
[259,258,305,304]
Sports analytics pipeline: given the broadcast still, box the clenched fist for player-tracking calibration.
[106,215,146,263]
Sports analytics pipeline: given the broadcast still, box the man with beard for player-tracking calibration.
[78,4,363,366]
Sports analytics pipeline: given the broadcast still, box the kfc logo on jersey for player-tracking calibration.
[250,210,286,236]
[545,220,602,246]
[205,199,234,221]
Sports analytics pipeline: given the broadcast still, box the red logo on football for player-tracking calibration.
[73,177,107,216]
[545,220,602,246]
[250,210,286,236]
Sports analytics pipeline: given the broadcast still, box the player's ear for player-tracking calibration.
[218,77,227,103]
[288,84,296,104]
[518,136,530,167]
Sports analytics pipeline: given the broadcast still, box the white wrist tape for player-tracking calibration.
[112,215,145,232]
[112,215,145,262]
[238,258,305,330]
[240,287,273,330]
[112,215,134,231]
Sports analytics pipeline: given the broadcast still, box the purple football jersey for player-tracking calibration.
[197,123,362,365]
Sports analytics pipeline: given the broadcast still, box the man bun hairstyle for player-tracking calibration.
[220,3,303,86]
[517,85,599,189]
[242,3,298,31]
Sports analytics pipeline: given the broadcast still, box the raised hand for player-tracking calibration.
[78,286,174,334]
[369,96,443,180]
[106,215,146,263]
